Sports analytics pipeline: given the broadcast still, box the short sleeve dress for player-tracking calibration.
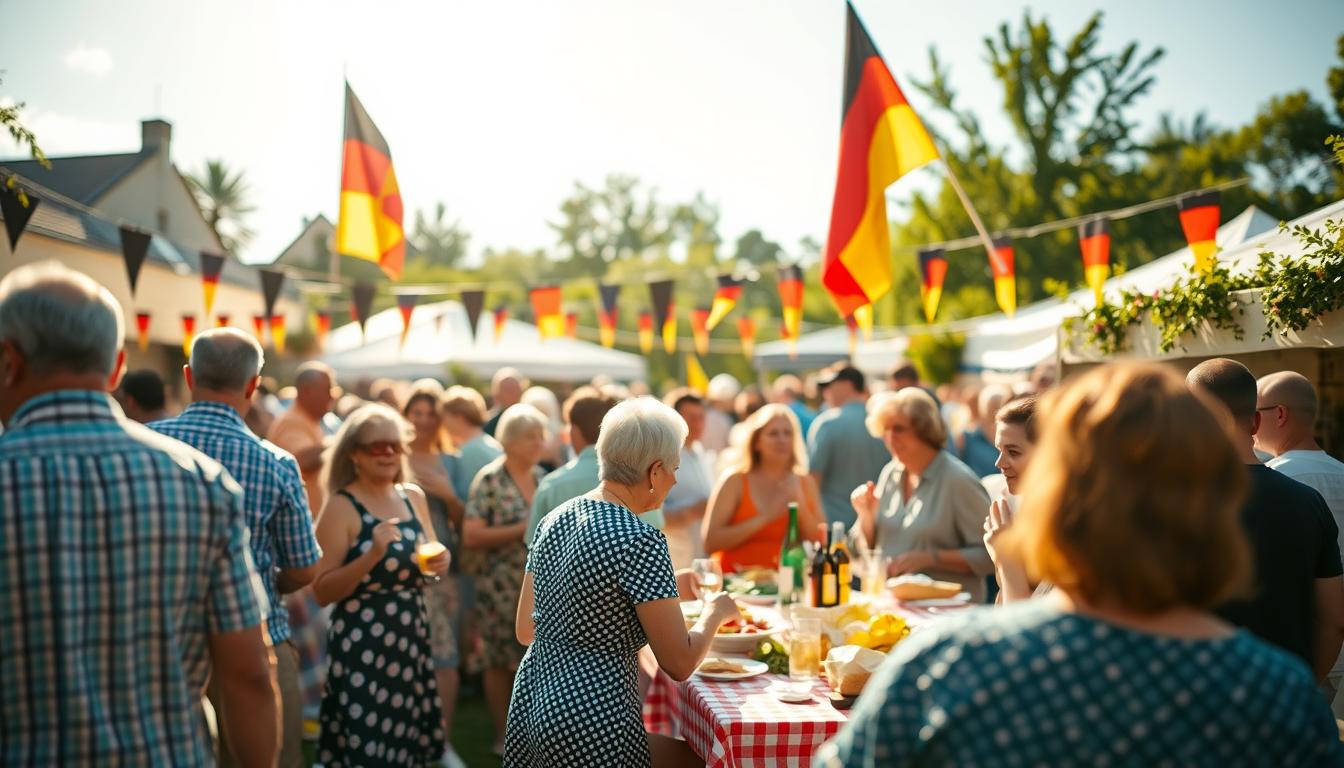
[317,488,445,768]
[504,497,679,767]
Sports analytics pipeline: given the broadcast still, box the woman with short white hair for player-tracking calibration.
[460,402,548,755]
[506,397,740,767]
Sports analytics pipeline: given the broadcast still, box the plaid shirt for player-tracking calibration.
[0,390,267,766]
[151,401,321,645]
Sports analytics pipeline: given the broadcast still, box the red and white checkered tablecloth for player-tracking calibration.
[642,599,965,767]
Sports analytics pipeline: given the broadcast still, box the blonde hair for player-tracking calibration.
[999,362,1250,613]
[323,404,414,495]
[865,387,946,449]
[441,385,488,426]
[735,403,807,474]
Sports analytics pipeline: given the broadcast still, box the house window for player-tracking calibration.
[157,209,169,232]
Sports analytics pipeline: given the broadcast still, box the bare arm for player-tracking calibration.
[209,626,279,767]
[462,516,527,549]
[275,564,318,595]
[700,474,765,555]
[516,571,536,645]
[1313,576,1344,682]
[636,594,739,681]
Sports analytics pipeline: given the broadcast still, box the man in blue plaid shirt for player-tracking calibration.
[151,327,322,768]
[0,263,278,766]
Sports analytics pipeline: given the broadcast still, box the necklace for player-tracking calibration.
[599,483,638,512]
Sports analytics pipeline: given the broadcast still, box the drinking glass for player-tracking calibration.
[789,618,822,681]
[863,549,889,597]
[691,558,723,600]
[415,532,447,583]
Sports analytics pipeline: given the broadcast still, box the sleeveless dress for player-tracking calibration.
[504,498,679,767]
[318,488,446,768]
[713,473,817,574]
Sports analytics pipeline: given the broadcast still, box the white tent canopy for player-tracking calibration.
[321,299,647,382]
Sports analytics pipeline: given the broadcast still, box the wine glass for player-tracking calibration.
[691,558,723,601]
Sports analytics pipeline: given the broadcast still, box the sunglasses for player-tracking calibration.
[356,440,405,457]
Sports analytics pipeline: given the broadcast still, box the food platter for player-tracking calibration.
[696,657,768,681]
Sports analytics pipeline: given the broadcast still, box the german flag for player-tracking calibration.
[691,307,711,355]
[251,314,266,344]
[396,294,418,348]
[135,311,151,353]
[649,280,676,354]
[686,353,710,394]
[989,235,1017,316]
[529,286,565,340]
[269,314,286,354]
[917,246,948,324]
[181,314,197,359]
[822,3,939,322]
[351,282,376,340]
[706,274,743,330]
[460,290,485,342]
[216,313,231,328]
[598,283,620,348]
[1079,218,1111,305]
[199,253,225,319]
[736,316,756,360]
[336,83,405,280]
[638,311,654,354]
[1178,190,1220,272]
[565,311,579,339]
[778,264,804,342]
[313,311,332,351]
[493,305,509,343]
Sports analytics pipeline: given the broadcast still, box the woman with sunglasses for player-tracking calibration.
[312,404,449,768]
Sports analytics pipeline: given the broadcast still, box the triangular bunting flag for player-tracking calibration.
[1177,190,1220,272]
[351,282,377,339]
[216,313,231,328]
[119,226,152,296]
[397,294,418,347]
[251,314,267,345]
[313,311,331,351]
[1079,218,1111,305]
[917,246,948,324]
[736,316,756,360]
[686,353,709,394]
[135,311,151,353]
[706,274,743,330]
[181,314,197,359]
[649,280,676,354]
[529,286,565,340]
[989,235,1017,317]
[460,290,485,343]
[269,314,286,354]
[493,305,509,343]
[565,311,579,339]
[691,307,711,355]
[0,182,39,252]
[598,283,620,348]
[199,252,226,318]
[259,269,285,320]
[638,311,654,354]
[777,264,804,342]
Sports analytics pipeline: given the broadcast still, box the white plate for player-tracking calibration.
[696,657,768,680]
[711,625,784,654]
[903,593,972,608]
[732,594,777,607]
[766,681,816,702]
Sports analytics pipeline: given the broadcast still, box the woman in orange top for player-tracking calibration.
[702,404,824,573]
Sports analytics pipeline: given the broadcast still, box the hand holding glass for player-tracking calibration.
[416,533,449,582]
[691,558,723,600]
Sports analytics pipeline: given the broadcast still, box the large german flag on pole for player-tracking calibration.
[337,83,405,280]
[822,3,939,329]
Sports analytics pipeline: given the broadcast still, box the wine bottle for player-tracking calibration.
[831,521,852,605]
[778,502,806,607]
[812,524,838,607]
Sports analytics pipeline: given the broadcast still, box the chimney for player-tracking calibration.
[141,119,172,155]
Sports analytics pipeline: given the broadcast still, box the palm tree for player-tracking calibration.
[187,159,255,254]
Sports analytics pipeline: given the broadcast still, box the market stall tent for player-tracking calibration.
[321,299,647,382]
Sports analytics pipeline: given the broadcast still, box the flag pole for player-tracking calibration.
[940,158,999,266]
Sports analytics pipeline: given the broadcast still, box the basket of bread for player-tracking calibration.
[823,645,887,697]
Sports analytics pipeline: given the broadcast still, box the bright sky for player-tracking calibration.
[2,0,1339,266]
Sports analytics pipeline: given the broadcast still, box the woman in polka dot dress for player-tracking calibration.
[312,405,448,767]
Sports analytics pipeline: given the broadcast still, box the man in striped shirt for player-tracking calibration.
[0,262,278,766]
[151,327,321,767]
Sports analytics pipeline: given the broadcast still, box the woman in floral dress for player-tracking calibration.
[461,403,548,756]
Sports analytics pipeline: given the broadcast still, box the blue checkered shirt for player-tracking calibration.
[0,390,268,766]
[151,401,322,645]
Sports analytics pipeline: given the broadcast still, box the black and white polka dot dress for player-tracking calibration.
[318,488,446,768]
[504,497,679,767]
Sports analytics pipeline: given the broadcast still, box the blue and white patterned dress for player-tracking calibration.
[504,497,680,767]
[816,599,1344,767]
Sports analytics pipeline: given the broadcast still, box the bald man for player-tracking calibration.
[1257,370,1344,711]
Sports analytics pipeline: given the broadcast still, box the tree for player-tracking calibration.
[732,229,783,266]
[548,174,673,276]
[410,202,470,268]
[1,74,48,206]
[186,159,255,254]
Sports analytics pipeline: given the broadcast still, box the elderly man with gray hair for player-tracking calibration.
[150,327,322,767]
[0,263,277,766]
[507,396,740,767]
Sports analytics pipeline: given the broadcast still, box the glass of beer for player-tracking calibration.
[789,618,822,681]
[415,533,447,583]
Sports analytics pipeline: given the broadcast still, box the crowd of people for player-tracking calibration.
[2,259,1343,767]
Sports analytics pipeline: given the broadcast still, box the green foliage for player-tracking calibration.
[186,159,255,254]
[1255,215,1344,338]
[410,202,470,268]
[0,73,49,207]
[906,333,964,385]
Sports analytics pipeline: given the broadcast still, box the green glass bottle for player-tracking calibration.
[778,502,807,606]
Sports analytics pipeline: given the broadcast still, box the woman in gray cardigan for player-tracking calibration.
[851,387,993,601]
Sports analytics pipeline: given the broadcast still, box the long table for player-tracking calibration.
[643,600,960,768]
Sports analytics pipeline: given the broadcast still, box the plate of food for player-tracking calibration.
[887,574,965,602]
[725,568,779,605]
[903,593,973,608]
[711,609,784,653]
[696,656,768,681]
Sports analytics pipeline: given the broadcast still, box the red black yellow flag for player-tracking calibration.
[460,290,485,343]
[336,83,405,280]
[1177,190,1220,272]
[822,2,939,324]
[777,264,804,342]
[135,311,151,353]
[691,307,711,355]
[259,269,285,323]
[216,313,231,328]
[598,283,620,348]
[529,286,565,340]
[638,311,654,355]
[916,246,948,324]
[269,314,287,354]
[181,314,197,359]
[989,235,1017,316]
[1079,218,1111,305]
[397,294,418,348]
[251,314,266,344]
[351,282,377,340]
[736,316,756,360]
[565,311,579,339]
[199,252,225,318]
[706,273,743,331]
[313,311,332,351]
[493,305,509,343]
[0,182,39,252]
[649,280,676,354]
